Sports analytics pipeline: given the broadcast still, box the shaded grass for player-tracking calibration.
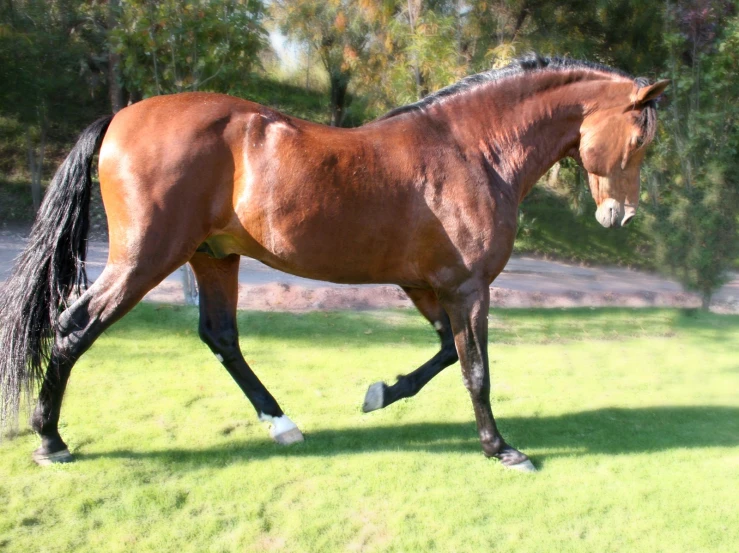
[515,186,654,268]
[1,306,738,553]
[232,74,331,125]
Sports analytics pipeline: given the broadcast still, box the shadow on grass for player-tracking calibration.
[77,405,738,468]
[110,304,739,348]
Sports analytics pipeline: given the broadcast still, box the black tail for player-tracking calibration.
[0,115,113,431]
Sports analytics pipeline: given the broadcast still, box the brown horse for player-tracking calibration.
[0,55,668,471]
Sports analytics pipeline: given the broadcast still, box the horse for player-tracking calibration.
[0,55,668,471]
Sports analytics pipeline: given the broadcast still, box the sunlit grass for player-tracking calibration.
[1,306,737,552]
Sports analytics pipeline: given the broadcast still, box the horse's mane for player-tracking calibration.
[377,53,658,146]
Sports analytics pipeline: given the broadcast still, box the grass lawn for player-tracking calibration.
[1,306,737,553]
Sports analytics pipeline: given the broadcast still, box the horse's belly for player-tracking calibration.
[256,234,417,285]
[204,225,421,286]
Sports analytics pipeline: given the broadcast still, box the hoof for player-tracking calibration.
[493,444,536,472]
[272,427,305,445]
[32,447,74,466]
[260,413,304,445]
[505,458,537,473]
[362,382,386,412]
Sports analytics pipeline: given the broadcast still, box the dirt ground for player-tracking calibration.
[1,226,737,312]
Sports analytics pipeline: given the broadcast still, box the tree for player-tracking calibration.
[646,1,738,309]
[107,0,125,113]
[379,1,465,104]
[112,0,267,97]
[271,0,376,126]
[0,0,102,212]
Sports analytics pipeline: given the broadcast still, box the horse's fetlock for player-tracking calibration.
[481,435,505,457]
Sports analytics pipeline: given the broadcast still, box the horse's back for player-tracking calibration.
[96,92,493,286]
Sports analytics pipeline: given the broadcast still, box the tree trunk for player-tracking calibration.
[547,161,561,188]
[127,87,143,105]
[510,1,531,42]
[182,264,199,306]
[25,121,46,214]
[108,0,124,113]
[407,0,428,100]
[108,51,124,113]
[701,291,711,310]
[329,73,349,127]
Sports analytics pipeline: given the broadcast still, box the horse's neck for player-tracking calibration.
[498,98,583,201]
[443,75,625,201]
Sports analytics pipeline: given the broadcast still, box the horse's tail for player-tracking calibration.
[0,115,113,431]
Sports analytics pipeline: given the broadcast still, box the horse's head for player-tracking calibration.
[576,79,669,228]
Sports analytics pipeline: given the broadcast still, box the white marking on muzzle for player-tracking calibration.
[595,198,624,228]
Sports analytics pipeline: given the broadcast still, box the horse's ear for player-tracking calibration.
[634,79,670,105]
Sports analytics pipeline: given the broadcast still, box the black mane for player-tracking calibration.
[377,53,659,146]
[378,54,634,121]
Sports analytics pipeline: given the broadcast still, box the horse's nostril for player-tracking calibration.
[622,213,634,226]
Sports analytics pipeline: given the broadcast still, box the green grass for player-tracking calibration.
[233,74,333,125]
[1,306,738,552]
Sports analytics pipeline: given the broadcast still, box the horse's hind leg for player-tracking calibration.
[188,252,303,445]
[31,258,185,465]
[362,287,458,412]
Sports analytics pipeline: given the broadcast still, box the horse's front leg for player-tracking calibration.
[363,287,458,412]
[440,282,536,472]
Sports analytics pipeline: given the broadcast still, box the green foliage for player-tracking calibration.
[271,0,379,125]
[0,0,101,124]
[231,75,331,123]
[520,0,667,75]
[112,0,267,96]
[646,4,739,307]
[0,0,107,210]
[366,2,465,108]
[516,186,652,267]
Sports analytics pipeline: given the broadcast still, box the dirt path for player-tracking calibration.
[1,228,737,312]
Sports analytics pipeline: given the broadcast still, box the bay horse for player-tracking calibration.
[0,55,668,471]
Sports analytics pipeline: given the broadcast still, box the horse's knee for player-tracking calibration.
[198,322,238,360]
[462,366,489,398]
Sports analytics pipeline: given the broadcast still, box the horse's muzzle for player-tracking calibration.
[595,199,635,228]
